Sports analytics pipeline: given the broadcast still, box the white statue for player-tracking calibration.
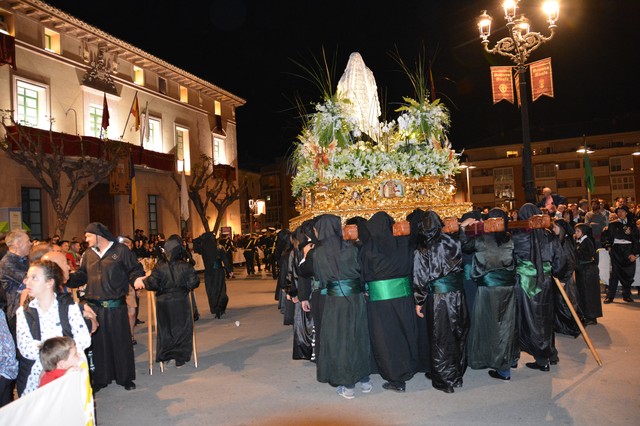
[336,52,381,141]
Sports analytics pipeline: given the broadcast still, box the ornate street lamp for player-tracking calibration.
[459,164,477,203]
[477,0,559,203]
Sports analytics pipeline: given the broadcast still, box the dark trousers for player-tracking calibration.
[0,376,14,408]
[244,250,255,274]
[607,246,636,299]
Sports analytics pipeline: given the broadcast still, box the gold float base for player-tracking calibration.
[290,173,472,229]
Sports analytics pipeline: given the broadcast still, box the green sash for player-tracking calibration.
[326,279,362,296]
[478,269,516,287]
[368,277,411,302]
[516,260,551,298]
[428,271,463,294]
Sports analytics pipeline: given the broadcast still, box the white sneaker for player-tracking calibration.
[336,386,355,399]
[360,380,373,393]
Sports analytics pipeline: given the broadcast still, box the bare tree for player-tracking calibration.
[1,116,129,237]
[172,154,240,235]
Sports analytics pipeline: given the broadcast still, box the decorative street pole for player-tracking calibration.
[477,0,559,203]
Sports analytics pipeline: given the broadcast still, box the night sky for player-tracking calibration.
[46,0,640,169]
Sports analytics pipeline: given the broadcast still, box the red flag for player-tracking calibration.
[101,93,110,130]
[490,66,514,104]
[130,94,140,131]
[530,57,554,101]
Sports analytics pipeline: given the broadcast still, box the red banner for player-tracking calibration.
[490,66,514,104]
[530,57,554,101]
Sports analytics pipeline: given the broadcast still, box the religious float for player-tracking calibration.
[289,52,471,229]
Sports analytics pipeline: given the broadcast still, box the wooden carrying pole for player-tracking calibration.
[189,290,199,368]
[146,290,154,375]
[553,277,603,366]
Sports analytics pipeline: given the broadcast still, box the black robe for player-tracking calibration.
[67,242,144,387]
[143,260,200,363]
[413,211,469,393]
[193,233,228,316]
[575,236,603,320]
[360,212,418,386]
[552,223,582,337]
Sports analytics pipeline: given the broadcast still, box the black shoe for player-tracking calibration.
[488,370,511,381]
[135,319,145,325]
[424,372,432,380]
[92,384,106,394]
[550,359,558,366]
[525,362,550,372]
[193,313,200,322]
[584,318,597,325]
[382,382,406,393]
[132,339,137,346]
[124,381,136,391]
[623,297,634,303]
[434,385,454,394]
[603,297,614,304]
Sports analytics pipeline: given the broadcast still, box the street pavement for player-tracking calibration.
[95,268,640,425]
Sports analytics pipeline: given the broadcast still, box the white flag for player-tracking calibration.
[180,169,189,221]
[141,102,150,145]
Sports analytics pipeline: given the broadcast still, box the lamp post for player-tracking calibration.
[576,143,594,204]
[460,164,477,203]
[477,0,559,204]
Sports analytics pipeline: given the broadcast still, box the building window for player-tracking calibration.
[133,65,144,85]
[506,150,519,158]
[179,85,188,103]
[21,187,43,240]
[15,79,49,129]
[213,136,227,164]
[534,163,556,179]
[88,104,105,138]
[610,156,633,173]
[148,195,158,236]
[557,179,582,189]
[145,117,163,152]
[557,161,580,170]
[158,77,167,95]
[493,167,513,182]
[43,28,60,54]
[175,126,191,173]
[494,183,514,199]
[611,175,634,191]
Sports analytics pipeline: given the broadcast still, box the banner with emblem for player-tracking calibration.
[490,66,514,104]
[530,57,554,101]
[109,153,130,195]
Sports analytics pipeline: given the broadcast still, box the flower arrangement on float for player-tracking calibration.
[290,92,460,198]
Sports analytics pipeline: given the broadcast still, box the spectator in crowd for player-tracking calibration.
[67,241,81,271]
[537,187,567,211]
[602,205,639,303]
[0,230,32,334]
[0,307,18,407]
[577,199,589,223]
[15,260,91,396]
[38,336,81,387]
[585,200,608,249]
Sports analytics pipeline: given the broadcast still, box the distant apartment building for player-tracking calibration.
[0,0,245,239]
[456,131,640,210]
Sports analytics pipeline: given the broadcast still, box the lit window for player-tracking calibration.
[15,79,49,129]
[534,163,556,179]
[179,85,188,103]
[44,28,60,54]
[175,126,191,173]
[214,100,221,115]
[88,104,105,138]
[493,167,513,182]
[213,136,227,164]
[145,117,163,152]
[133,65,144,85]
[506,150,518,158]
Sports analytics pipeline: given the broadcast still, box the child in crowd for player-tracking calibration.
[39,336,81,387]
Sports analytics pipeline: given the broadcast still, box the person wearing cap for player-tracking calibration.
[218,231,235,279]
[67,222,145,392]
[243,234,258,275]
[602,205,640,303]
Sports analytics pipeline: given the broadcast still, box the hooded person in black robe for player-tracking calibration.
[460,210,484,315]
[297,219,321,362]
[276,230,294,324]
[574,223,603,324]
[602,205,640,303]
[137,235,200,366]
[462,208,518,381]
[512,203,562,371]
[552,219,582,337]
[313,214,371,399]
[67,222,145,391]
[413,210,469,394]
[287,226,314,360]
[193,232,228,318]
[359,211,418,392]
